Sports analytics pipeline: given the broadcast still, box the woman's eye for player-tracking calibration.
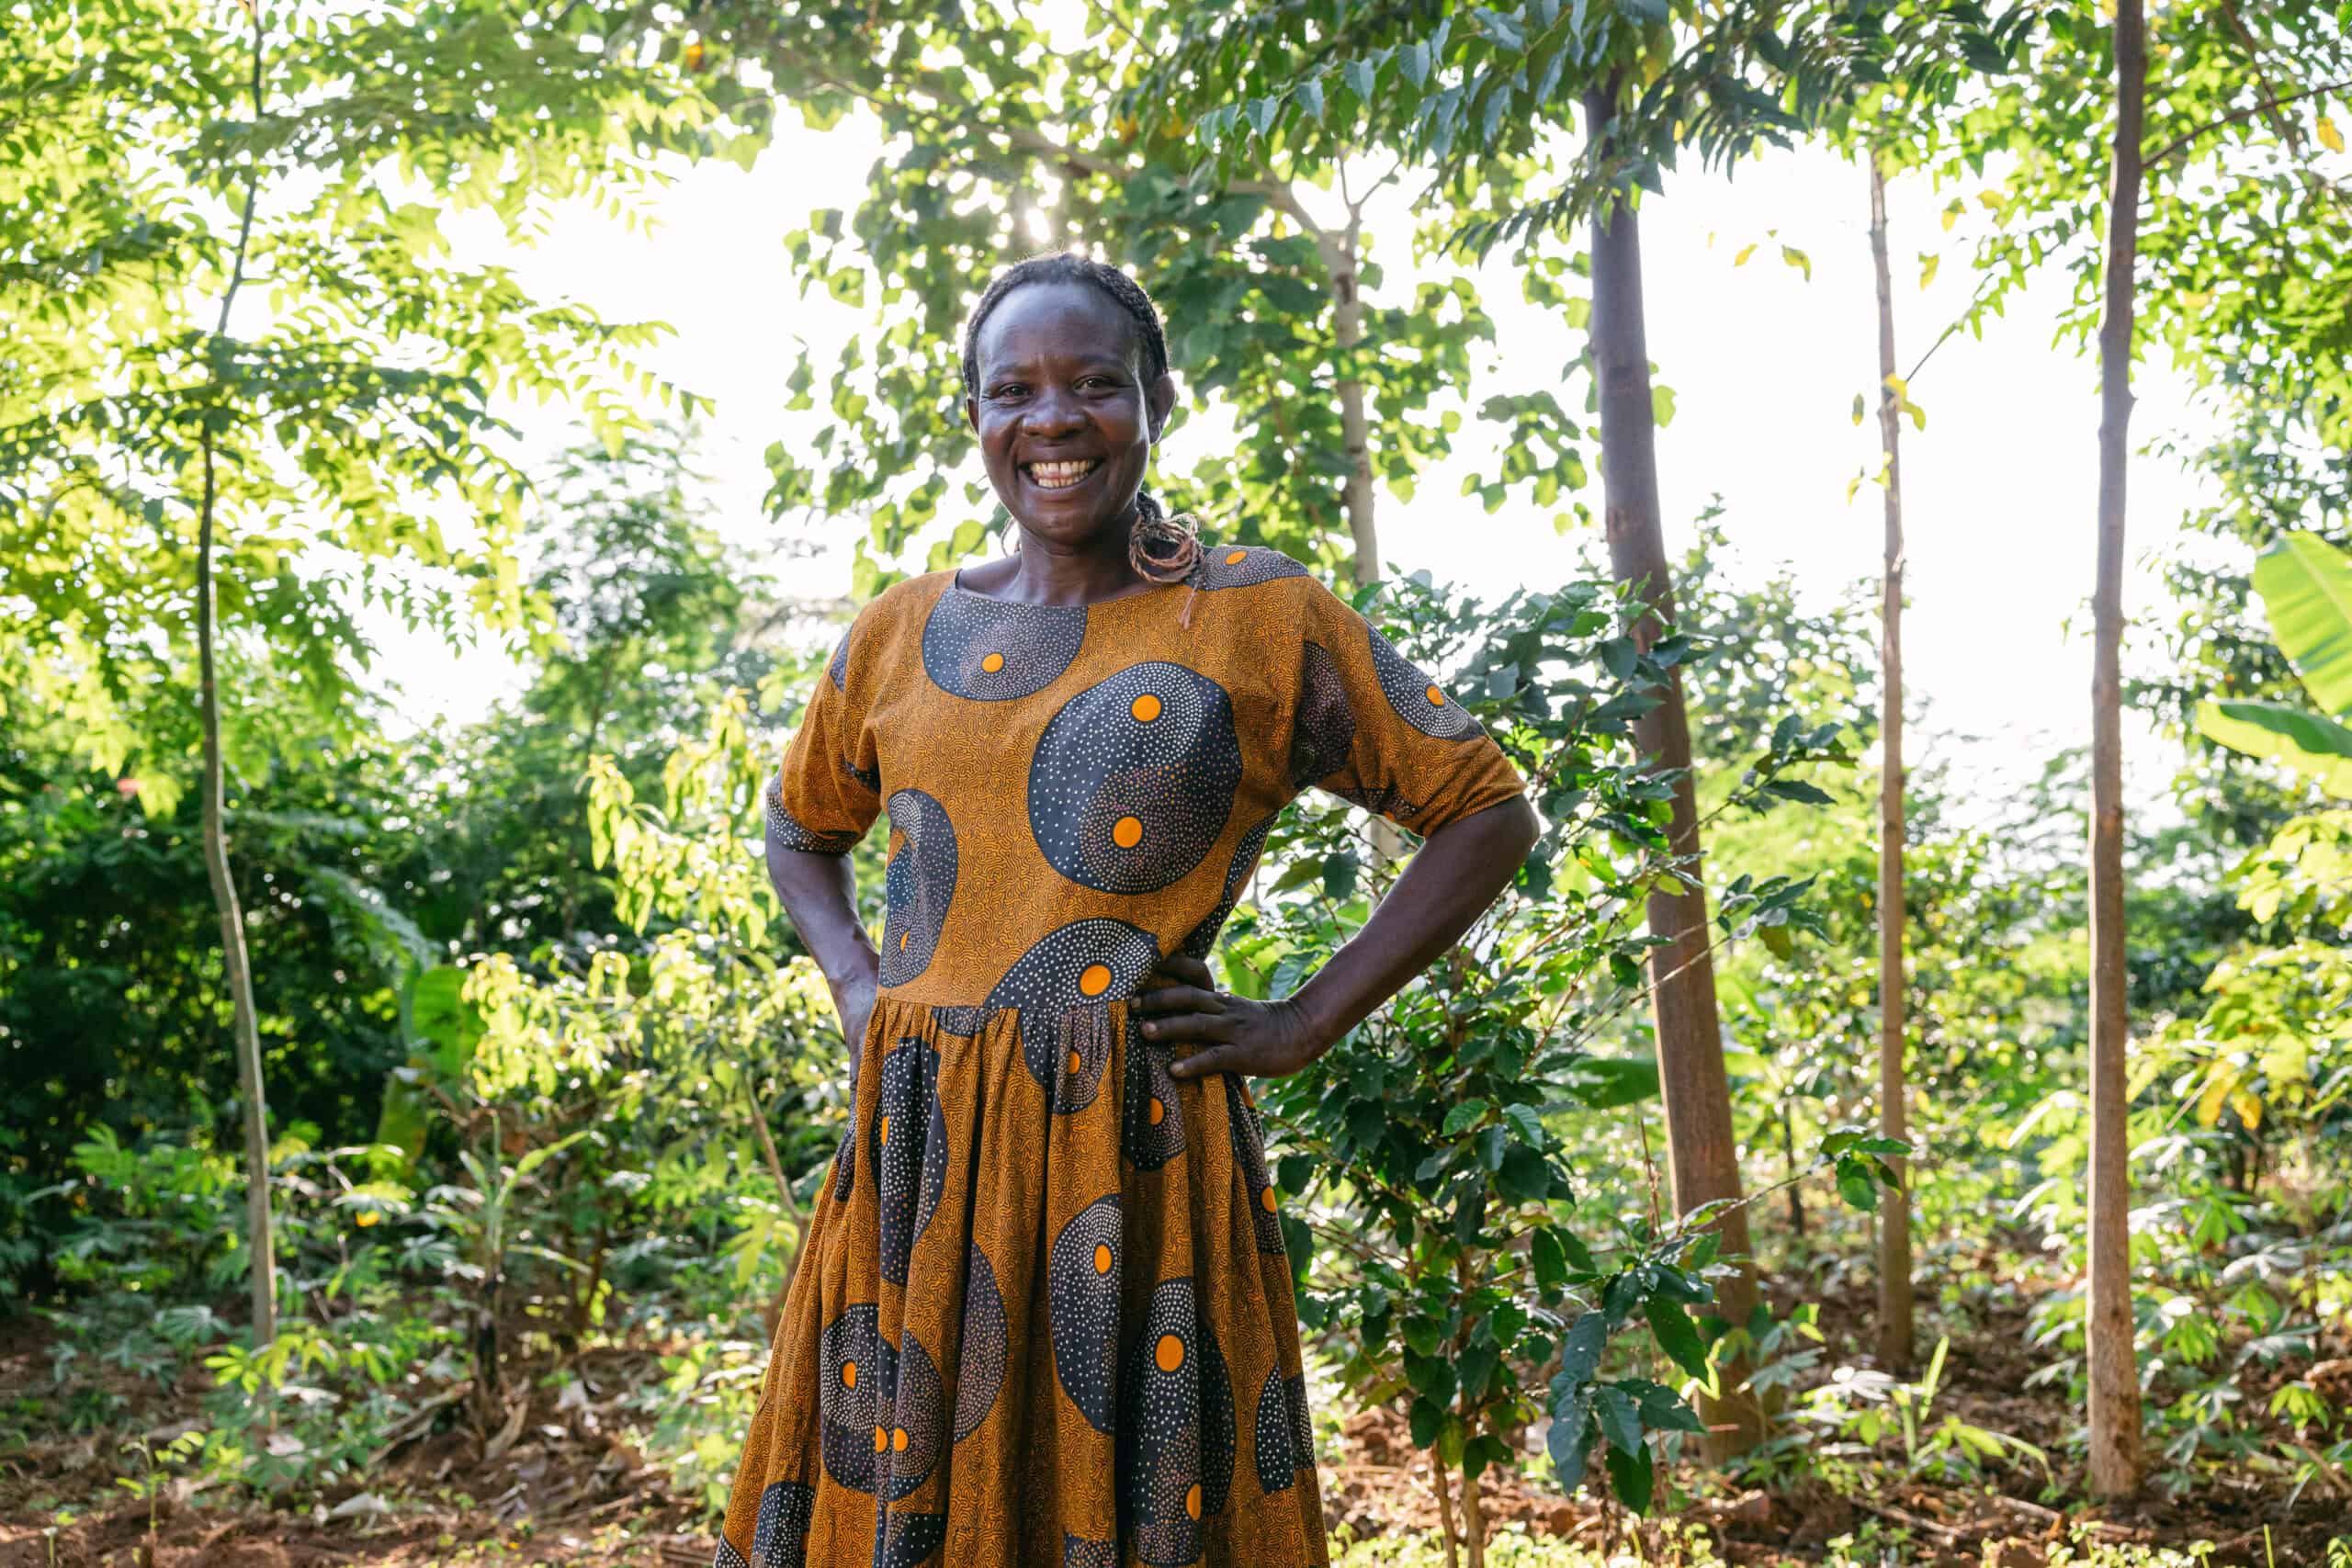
[990,383,1028,400]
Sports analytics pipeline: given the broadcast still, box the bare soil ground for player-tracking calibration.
[5,1278,2345,1568]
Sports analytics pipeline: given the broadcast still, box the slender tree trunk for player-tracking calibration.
[1430,1452,1462,1568]
[2086,0,2149,1502]
[1867,153,1916,1375]
[1329,221,1380,589]
[1583,82,1762,1460]
[198,439,275,1348]
[200,4,273,1350]
[1458,1463,1487,1568]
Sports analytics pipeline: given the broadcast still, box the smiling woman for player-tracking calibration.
[714,251,1541,1568]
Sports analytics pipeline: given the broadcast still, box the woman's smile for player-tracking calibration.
[1023,457,1103,491]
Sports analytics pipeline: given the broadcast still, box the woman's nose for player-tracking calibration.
[1021,389,1086,436]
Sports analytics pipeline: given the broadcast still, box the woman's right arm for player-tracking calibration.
[767,836,880,1082]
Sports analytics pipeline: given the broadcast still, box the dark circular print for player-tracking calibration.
[873,1329,944,1505]
[1121,1016,1187,1174]
[749,1478,816,1568]
[1289,640,1357,789]
[1192,544,1309,592]
[952,1245,1006,1443]
[1047,1195,1123,1433]
[1227,1077,1287,1257]
[877,790,956,988]
[1028,660,1242,895]
[988,919,1159,1112]
[871,1039,948,1286]
[818,1303,881,1494]
[1119,1276,1235,1564]
[922,589,1086,702]
[1366,624,1482,740]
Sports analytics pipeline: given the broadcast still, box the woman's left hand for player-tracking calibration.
[1134,955,1327,1081]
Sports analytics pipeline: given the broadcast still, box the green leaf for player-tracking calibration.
[1593,1384,1642,1453]
[1644,1296,1710,1379]
[1443,1099,1491,1135]
[1532,1226,1568,1287]
[1297,79,1326,122]
[2195,699,2352,796]
[1650,385,1676,426]
[1547,1388,1595,1488]
[1559,1056,1660,1109]
[1346,57,1381,106]
[1399,40,1431,87]
[1557,1310,1607,1385]
[1603,1436,1655,1514]
[2256,534,2352,717]
[1837,1156,1880,1212]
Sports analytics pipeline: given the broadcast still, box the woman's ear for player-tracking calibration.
[1146,371,1177,441]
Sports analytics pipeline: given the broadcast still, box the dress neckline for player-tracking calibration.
[947,565,1173,611]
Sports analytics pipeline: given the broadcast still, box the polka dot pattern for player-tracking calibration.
[1227,1077,1286,1257]
[951,1245,1005,1443]
[1178,813,1273,961]
[818,1303,880,1494]
[1285,1373,1315,1478]
[873,1330,944,1504]
[1028,661,1243,895]
[930,1005,989,1039]
[871,1039,948,1286]
[765,776,859,854]
[1062,1537,1118,1568]
[1048,1196,1122,1433]
[1288,641,1357,789]
[714,1534,749,1568]
[1366,624,1481,740]
[1254,1368,1295,1495]
[1192,544,1309,592]
[748,1479,816,1568]
[877,790,957,988]
[921,589,1086,701]
[988,919,1159,1111]
[872,1510,946,1568]
[1118,1277,1235,1565]
[1121,1017,1187,1173]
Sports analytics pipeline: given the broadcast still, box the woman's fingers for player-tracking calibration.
[1168,1042,1250,1079]
[1148,953,1217,988]
[1139,1010,1235,1043]
[1132,983,1222,1016]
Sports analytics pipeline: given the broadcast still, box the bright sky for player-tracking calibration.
[387,100,2222,821]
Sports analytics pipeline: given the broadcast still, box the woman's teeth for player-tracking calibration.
[1026,459,1102,490]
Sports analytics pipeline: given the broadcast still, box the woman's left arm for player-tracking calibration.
[1149,793,1542,1081]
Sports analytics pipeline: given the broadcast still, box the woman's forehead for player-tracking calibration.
[974,280,1141,368]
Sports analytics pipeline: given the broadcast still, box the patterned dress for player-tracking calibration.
[716,547,1525,1568]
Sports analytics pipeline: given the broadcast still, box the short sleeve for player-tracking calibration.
[1289,580,1526,835]
[763,624,882,854]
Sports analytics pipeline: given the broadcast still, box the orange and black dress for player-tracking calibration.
[715,547,1525,1568]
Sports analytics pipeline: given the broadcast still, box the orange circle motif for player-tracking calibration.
[1260,1186,1278,1214]
[1148,1097,1165,1126]
[1185,1483,1204,1519]
[1426,683,1446,706]
[878,1113,890,1145]
[1129,692,1162,722]
[872,1426,888,1453]
[980,651,1005,673]
[1112,815,1144,848]
[1092,1242,1114,1276]
[1066,1049,1084,1077]
[841,1360,857,1389]
[1156,1334,1185,1372]
[892,1427,910,1453]
[1225,549,1247,565]
[1078,963,1113,998]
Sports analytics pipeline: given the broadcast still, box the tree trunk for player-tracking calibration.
[1430,1451,1461,1568]
[1329,223,1380,590]
[1867,153,1916,1375]
[198,436,276,1349]
[1459,1463,1487,1568]
[2086,0,2149,1503]
[1583,82,1762,1460]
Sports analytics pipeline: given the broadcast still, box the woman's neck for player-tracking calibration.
[963,514,1153,606]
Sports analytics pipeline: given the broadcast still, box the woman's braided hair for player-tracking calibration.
[960,251,1201,588]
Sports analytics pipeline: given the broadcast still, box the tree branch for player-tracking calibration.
[2142,77,2352,169]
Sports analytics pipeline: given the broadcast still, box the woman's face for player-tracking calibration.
[965,280,1178,552]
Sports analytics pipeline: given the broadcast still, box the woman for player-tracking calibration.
[717,252,1539,1568]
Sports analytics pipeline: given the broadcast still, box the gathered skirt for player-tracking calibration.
[713,995,1330,1568]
